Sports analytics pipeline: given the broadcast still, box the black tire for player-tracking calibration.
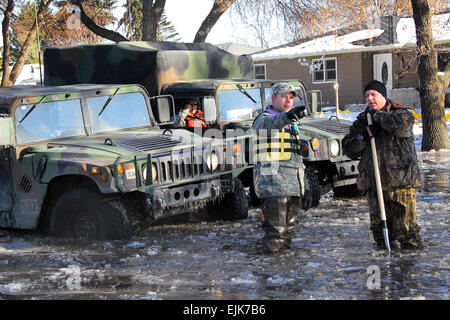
[248,184,261,208]
[333,184,364,198]
[207,177,249,220]
[49,188,132,240]
[305,169,321,208]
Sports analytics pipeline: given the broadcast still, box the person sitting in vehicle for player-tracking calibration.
[173,100,207,128]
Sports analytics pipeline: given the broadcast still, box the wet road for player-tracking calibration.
[0,151,448,300]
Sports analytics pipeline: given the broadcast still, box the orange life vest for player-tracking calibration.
[185,110,207,127]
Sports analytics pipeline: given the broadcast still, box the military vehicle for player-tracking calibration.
[162,78,360,201]
[43,41,359,206]
[0,84,249,240]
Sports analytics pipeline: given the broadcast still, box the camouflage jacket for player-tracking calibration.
[252,107,306,199]
[342,100,421,191]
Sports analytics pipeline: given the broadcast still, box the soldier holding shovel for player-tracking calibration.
[343,80,424,250]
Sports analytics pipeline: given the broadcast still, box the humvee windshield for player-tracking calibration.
[87,92,150,133]
[218,88,263,121]
[15,99,85,144]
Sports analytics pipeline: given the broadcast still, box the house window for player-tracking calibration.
[312,57,337,83]
[254,64,266,79]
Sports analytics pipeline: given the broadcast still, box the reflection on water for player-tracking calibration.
[420,170,449,190]
[418,150,450,192]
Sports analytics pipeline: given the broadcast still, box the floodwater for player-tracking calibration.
[0,151,448,300]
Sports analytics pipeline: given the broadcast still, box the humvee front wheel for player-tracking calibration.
[49,188,132,240]
[207,177,249,220]
[304,169,321,209]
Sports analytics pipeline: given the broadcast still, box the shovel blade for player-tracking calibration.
[383,227,391,251]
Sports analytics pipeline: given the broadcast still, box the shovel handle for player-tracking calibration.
[367,113,390,251]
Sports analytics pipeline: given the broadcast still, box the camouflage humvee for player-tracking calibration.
[0,84,248,239]
[43,41,359,207]
[162,78,360,202]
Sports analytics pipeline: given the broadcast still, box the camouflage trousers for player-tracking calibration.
[260,197,301,253]
[366,188,424,249]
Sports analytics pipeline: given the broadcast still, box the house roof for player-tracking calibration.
[252,13,450,61]
[215,42,263,55]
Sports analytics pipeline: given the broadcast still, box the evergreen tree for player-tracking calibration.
[119,0,179,41]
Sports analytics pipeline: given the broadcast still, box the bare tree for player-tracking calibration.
[232,0,445,45]
[70,0,237,43]
[193,0,236,43]
[1,0,54,86]
[411,0,450,151]
[45,1,116,47]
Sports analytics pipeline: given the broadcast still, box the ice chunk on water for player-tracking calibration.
[126,241,146,249]
[143,291,160,300]
[231,272,257,284]
[344,266,365,273]
[0,282,27,293]
[306,262,321,268]
[168,248,186,255]
[147,247,160,256]
[267,275,294,284]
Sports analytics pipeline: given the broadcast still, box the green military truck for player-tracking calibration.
[43,41,359,206]
[0,84,249,240]
[161,78,359,201]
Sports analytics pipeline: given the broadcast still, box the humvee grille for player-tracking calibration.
[306,120,351,135]
[158,157,205,183]
[116,135,180,152]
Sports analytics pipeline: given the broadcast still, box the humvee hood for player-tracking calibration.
[299,118,353,139]
[42,131,186,157]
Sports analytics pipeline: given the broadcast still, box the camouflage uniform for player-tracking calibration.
[252,83,306,253]
[342,100,423,249]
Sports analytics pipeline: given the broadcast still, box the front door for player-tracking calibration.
[0,147,14,212]
[373,53,393,98]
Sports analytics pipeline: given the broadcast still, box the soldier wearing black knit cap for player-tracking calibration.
[342,80,424,250]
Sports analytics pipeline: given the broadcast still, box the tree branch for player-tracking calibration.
[194,0,236,43]
[70,0,128,42]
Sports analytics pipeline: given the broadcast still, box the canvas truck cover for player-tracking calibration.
[44,41,253,96]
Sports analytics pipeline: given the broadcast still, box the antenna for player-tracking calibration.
[34,0,43,86]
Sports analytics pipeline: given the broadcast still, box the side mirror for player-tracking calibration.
[202,96,217,123]
[149,95,175,124]
[308,90,322,113]
[0,116,13,146]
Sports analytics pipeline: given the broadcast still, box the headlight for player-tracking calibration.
[311,137,320,151]
[142,164,157,182]
[329,140,340,157]
[206,153,219,172]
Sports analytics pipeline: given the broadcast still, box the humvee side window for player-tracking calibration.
[15,99,84,144]
[264,88,272,108]
[87,92,150,133]
[218,88,263,121]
